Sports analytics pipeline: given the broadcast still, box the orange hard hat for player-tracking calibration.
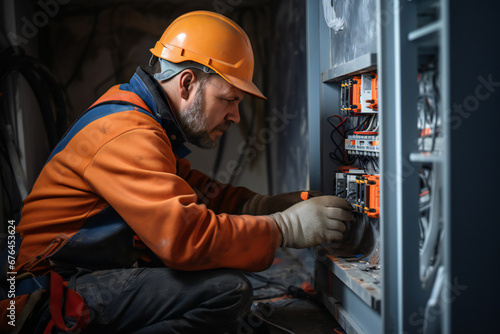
[150,11,266,99]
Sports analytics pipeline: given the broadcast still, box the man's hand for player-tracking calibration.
[270,196,354,249]
[241,191,323,215]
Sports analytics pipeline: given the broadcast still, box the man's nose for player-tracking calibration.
[225,104,240,124]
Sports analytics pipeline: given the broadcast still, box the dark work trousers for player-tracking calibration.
[69,267,253,334]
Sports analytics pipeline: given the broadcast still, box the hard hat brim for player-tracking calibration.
[223,73,267,100]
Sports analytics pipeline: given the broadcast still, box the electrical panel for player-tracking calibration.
[309,0,448,332]
[308,1,385,331]
[310,0,500,333]
[330,72,381,265]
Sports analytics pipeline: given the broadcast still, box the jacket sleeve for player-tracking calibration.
[176,158,256,214]
[84,128,280,271]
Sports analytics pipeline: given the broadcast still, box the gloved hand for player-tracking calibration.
[240,191,323,215]
[270,196,354,249]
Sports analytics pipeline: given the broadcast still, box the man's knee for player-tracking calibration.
[226,271,253,307]
[205,271,253,314]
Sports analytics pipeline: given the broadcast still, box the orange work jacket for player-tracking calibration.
[15,67,279,276]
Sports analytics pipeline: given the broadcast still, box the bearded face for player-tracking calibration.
[177,82,232,149]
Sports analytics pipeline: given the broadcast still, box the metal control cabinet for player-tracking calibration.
[306,0,500,333]
[307,1,383,332]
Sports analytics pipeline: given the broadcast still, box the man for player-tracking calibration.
[8,11,353,333]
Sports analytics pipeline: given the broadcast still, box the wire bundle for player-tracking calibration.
[327,114,379,173]
[417,69,440,152]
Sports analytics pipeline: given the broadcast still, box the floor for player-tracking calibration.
[238,248,346,334]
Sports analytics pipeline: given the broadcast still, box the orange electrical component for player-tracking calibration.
[351,76,362,113]
[367,72,378,111]
[420,127,432,137]
[363,175,380,218]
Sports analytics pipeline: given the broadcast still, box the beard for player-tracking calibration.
[177,85,231,149]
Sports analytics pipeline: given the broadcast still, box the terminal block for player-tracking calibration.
[334,170,366,213]
[335,172,347,198]
[341,73,378,115]
[345,134,380,157]
[340,76,362,114]
[360,72,378,113]
[335,172,380,218]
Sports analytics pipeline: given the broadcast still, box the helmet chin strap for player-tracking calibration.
[149,54,157,67]
[153,59,216,82]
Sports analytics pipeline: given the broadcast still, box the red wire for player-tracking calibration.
[330,115,346,127]
[334,329,344,334]
[420,190,430,197]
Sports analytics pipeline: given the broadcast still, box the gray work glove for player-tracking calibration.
[240,191,323,215]
[271,196,354,249]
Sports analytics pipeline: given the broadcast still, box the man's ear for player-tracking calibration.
[179,70,195,100]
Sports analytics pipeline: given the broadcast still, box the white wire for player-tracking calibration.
[322,0,345,33]
[366,115,375,131]
[251,312,296,334]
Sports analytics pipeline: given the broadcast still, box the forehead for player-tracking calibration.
[206,75,245,99]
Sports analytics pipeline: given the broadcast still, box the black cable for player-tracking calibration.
[327,116,348,165]
[328,125,345,164]
[0,49,67,148]
[356,154,369,173]
[418,166,432,246]
[370,156,379,170]
[326,116,348,138]
[346,192,357,200]
[344,115,370,136]
[366,157,377,175]
[418,167,432,192]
